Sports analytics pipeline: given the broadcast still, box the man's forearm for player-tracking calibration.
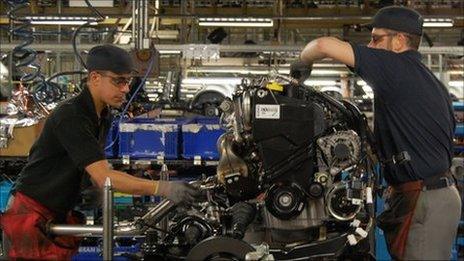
[300,37,355,67]
[300,38,328,65]
[107,169,158,195]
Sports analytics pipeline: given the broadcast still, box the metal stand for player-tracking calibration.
[103,177,114,260]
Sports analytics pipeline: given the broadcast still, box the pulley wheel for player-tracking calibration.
[186,236,254,261]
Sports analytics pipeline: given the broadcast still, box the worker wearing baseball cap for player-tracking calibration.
[297,6,459,260]
[1,44,200,259]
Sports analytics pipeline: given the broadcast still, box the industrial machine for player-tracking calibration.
[51,74,379,260]
[142,75,378,260]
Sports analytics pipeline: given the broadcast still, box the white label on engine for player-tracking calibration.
[255,104,280,119]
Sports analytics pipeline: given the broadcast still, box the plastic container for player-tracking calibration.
[453,101,464,112]
[456,123,464,138]
[118,118,189,159]
[105,119,120,158]
[0,181,13,212]
[72,240,140,261]
[182,117,225,160]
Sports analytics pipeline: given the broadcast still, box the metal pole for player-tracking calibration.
[427,54,432,70]
[48,225,140,237]
[132,0,136,49]
[438,54,443,81]
[159,164,170,232]
[103,177,114,260]
[139,199,176,228]
[49,200,176,238]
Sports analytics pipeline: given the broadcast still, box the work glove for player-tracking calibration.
[289,61,313,83]
[156,180,202,205]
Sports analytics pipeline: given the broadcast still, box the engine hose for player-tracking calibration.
[72,22,90,70]
[72,0,105,70]
[6,0,44,84]
[5,0,67,106]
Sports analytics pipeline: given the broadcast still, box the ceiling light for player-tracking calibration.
[158,50,182,54]
[304,80,337,86]
[423,18,453,27]
[182,77,242,85]
[198,17,273,27]
[27,16,99,25]
[69,0,113,7]
[449,81,464,88]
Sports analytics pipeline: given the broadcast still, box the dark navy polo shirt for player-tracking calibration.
[14,86,111,215]
[350,43,455,185]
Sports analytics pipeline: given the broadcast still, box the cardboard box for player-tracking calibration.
[0,120,44,157]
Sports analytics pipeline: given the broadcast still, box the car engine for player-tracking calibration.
[137,74,379,260]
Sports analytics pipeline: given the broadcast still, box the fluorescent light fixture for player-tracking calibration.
[449,81,464,88]
[187,68,271,75]
[304,80,337,86]
[27,16,99,25]
[182,77,242,85]
[158,50,182,54]
[150,30,179,40]
[423,18,453,27]
[69,0,113,7]
[198,17,273,27]
[449,70,464,75]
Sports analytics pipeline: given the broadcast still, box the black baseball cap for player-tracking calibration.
[86,44,137,74]
[366,6,424,36]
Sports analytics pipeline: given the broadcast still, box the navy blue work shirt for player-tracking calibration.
[350,43,455,185]
[14,86,111,216]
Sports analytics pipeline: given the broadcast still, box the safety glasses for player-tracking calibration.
[97,72,133,88]
[370,33,397,44]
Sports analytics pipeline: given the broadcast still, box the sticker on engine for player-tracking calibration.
[255,104,280,119]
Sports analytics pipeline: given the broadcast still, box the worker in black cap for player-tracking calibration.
[298,6,459,260]
[0,44,200,259]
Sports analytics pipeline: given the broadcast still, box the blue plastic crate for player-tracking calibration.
[72,244,140,261]
[0,181,13,212]
[118,118,189,159]
[453,101,464,112]
[105,119,120,158]
[182,117,226,160]
[456,123,464,138]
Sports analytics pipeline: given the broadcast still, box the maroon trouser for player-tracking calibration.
[0,192,82,259]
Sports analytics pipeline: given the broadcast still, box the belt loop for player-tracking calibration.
[444,177,452,187]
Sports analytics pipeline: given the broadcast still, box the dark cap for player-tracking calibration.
[367,6,424,36]
[86,44,136,75]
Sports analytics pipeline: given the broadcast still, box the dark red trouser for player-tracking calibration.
[0,192,82,260]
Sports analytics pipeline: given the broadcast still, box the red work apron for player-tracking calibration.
[0,192,83,260]
[377,181,422,260]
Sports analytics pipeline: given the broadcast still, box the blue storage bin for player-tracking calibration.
[118,118,189,159]
[456,123,464,138]
[72,244,140,261]
[453,101,464,112]
[105,119,120,158]
[182,117,226,160]
[0,181,13,212]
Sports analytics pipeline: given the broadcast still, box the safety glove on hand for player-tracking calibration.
[289,61,313,84]
[156,181,201,205]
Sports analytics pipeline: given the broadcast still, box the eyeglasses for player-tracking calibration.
[370,33,397,44]
[97,72,133,87]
